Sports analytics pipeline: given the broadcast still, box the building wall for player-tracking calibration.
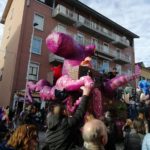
[0,0,136,106]
[0,0,26,106]
[140,68,150,81]
[13,0,57,91]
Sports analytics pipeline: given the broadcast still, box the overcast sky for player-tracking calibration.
[0,0,150,66]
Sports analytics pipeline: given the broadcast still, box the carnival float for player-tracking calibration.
[23,32,150,121]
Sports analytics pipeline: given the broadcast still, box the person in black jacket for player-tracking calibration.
[124,119,145,150]
[43,86,92,150]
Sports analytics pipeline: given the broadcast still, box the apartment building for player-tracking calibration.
[0,0,139,106]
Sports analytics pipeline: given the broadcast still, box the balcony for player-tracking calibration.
[114,53,131,64]
[52,5,77,25]
[95,45,115,59]
[76,16,114,42]
[49,53,64,64]
[112,35,130,48]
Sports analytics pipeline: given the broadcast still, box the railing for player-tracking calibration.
[53,5,129,46]
[114,51,131,62]
[78,15,114,40]
[113,34,130,46]
[53,5,77,21]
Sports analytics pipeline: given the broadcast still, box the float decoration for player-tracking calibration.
[26,32,141,118]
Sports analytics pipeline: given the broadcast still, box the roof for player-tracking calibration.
[136,62,150,70]
[0,0,13,24]
[62,0,139,38]
[1,0,139,38]
[135,62,145,67]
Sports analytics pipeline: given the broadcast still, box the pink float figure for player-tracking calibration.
[26,32,141,117]
[46,32,95,75]
[55,75,94,91]
[26,79,51,102]
[39,86,52,101]
[105,65,141,92]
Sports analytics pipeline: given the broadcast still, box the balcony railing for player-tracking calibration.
[76,16,114,42]
[112,34,130,48]
[52,5,77,25]
[95,45,115,59]
[114,52,131,64]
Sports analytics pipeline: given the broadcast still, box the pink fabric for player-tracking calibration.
[39,86,52,100]
[46,32,95,75]
[105,73,141,92]
[92,88,103,118]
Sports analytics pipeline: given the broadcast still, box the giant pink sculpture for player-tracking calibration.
[46,32,95,75]
[26,32,141,118]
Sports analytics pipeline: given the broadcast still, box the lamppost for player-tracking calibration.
[23,23,38,111]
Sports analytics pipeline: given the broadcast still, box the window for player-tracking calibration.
[92,22,98,30]
[103,28,109,34]
[102,60,109,72]
[56,24,67,33]
[116,49,121,58]
[103,43,109,53]
[92,58,98,70]
[31,36,42,54]
[91,38,98,49]
[76,33,84,45]
[116,64,122,74]
[39,0,45,2]
[28,63,39,81]
[79,15,84,23]
[33,14,44,31]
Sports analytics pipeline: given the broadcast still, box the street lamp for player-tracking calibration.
[23,23,38,111]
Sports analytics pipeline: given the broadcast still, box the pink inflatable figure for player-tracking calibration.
[46,32,95,114]
[66,97,81,113]
[35,79,51,91]
[26,79,51,102]
[39,86,52,101]
[105,65,141,92]
[46,32,95,75]
[55,75,94,91]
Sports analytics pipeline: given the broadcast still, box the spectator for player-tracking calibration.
[0,119,9,143]
[124,119,145,150]
[142,120,150,150]
[43,85,92,150]
[104,111,117,150]
[0,124,38,150]
[82,119,108,150]
[122,119,135,137]
[138,113,148,133]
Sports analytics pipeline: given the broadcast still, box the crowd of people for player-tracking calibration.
[0,85,150,150]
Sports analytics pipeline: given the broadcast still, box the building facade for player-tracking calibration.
[0,0,139,106]
[136,62,150,82]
